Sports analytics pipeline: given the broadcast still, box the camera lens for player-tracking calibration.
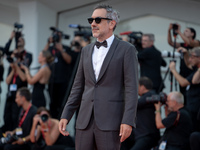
[41,114,48,122]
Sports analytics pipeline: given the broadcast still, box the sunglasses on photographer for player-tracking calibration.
[87,17,112,24]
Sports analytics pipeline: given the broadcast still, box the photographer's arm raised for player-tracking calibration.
[30,114,41,143]
[21,64,44,85]
[6,67,15,84]
[55,43,72,64]
[167,24,181,48]
[154,102,165,129]
[192,68,200,84]
[14,63,26,82]
[177,25,190,46]
[177,47,192,69]
[169,61,190,87]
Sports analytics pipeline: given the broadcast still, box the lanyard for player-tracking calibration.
[18,104,32,127]
[13,74,18,84]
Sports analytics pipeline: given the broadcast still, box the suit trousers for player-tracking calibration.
[75,113,121,150]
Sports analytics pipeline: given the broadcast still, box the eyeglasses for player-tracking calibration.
[189,54,199,58]
[87,17,112,24]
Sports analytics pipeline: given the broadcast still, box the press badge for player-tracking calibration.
[10,84,17,91]
[54,57,58,63]
[159,141,167,150]
[16,127,23,135]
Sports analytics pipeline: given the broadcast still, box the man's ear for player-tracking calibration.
[109,20,116,30]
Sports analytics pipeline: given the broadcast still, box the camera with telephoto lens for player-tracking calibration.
[0,133,18,145]
[49,27,69,44]
[6,50,27,65]
[41,114,49,122]
[14,23,23,48]
[172,23,178,36]
[146,92,167,104]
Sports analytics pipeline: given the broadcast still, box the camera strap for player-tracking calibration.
[173,110,180,126]
[18,103,32,127]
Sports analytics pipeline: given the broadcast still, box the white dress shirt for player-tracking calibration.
[92,35,114,80]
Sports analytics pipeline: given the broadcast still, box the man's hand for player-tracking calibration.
[59,119,69,136]
[177,47,187,54]
[12,138,24,145]
[169,61,176,72]
[119,124,132,142]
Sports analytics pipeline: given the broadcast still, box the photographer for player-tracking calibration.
[169,47,200,131]
[167,23,195,96]
[30,107,74,150]
[154,91,193,150]
[121,77,160,150]
[1,30,32,133]
[44,30,76,119]
[0,87,37,150]
[138,33,166,93]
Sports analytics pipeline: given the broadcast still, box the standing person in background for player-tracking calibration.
[21,50,54,108]
[167,23,195,99]
[1,31,32,133]
[138,33,166,93]
[59,4,138,150]
[44,31,76,119]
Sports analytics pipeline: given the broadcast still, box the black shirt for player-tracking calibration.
[18,105,37,138]
[186,68,200,112]
[138,46,166,92]
[134,90,160,140]
[48,45,77,83]
[161,107,193,149]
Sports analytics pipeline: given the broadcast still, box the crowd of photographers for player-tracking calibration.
[0,21,200,150]
[120,23,200,150]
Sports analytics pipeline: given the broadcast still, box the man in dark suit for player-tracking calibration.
[59,4,138,150]
[138,33,166,93]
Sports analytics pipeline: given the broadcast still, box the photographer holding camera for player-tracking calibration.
[1,29,32,133]
[138,33,166,93]
[169,47,200,131]
[167,23,195,97]
[154,91,193,150]
[121,77,160,150]
[0,87,37,150]
[30,107,74,150]
[44,29,76,119]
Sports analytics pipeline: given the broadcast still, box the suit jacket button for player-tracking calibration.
[95,84,98,88]
[91,100,94,102]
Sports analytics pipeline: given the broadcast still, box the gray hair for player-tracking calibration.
[94,4,120,31]
[143,34,155,42]
[190,46,200,57]
[170,91,184,104]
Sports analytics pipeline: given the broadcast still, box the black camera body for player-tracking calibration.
[6,50,26,64]
[0,133,18,145]
[14,22,24,49]
[124,31,143,51]
[14,23,23,29]
[172,23,178,36]
[49,27,69,44]
[146,92,167,104]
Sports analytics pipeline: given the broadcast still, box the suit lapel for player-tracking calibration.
[88,43,96,83]
[97,37,120,83]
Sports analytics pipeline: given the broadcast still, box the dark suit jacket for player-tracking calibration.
[138,45,166,92]
[61,37,138,131]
